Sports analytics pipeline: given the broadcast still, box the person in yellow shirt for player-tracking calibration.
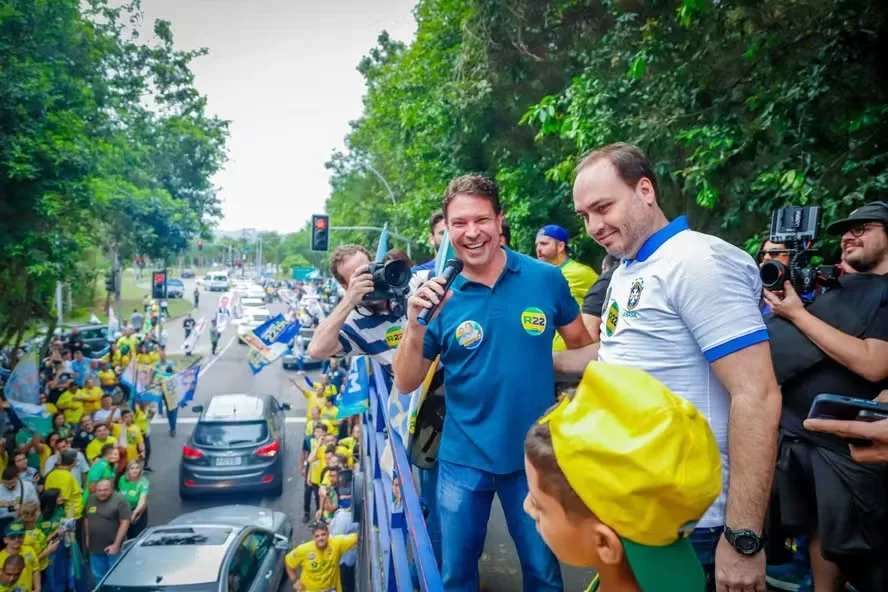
[522,363,721,592]
[85,424,117,463]
[16,502,57,572]
[97,363,118,395]
[320,397,339,427]
[285,522,358,592]
[0,522,39,592]
[291,374,324,417]
[0,553,27,592]
[75,378,103,415]
[43,451,83,520]
[304,408,334,438]
[135,344,153,366]
[535,224,599,351]
[301,424,329,524]
[118,409,144,463]
[133,401,153,472]
[55,381,84,426]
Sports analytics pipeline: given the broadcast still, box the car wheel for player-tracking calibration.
[179,486,194,501]
[271,477,283,497]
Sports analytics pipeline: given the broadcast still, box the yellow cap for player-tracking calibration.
[541,361,722,546]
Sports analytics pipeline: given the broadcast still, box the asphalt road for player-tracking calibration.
[145,277,595,591]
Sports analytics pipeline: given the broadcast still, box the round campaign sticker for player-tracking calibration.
[521,307,547,336]
[385,325,404,348]
[455,320,484,350]
[604,300,620,337]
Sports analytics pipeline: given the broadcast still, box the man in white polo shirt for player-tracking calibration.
[557,143,782,592]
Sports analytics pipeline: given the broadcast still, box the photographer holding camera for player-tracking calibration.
[308,244,422,377]
[765,201,888,592]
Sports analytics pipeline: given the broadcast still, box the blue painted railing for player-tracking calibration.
[357,358,443,592]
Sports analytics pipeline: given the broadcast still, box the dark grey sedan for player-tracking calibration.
[95,506,293,592]
[180,394,290,499]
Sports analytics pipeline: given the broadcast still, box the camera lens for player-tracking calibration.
[760,260,786,290]
[383,260,411,289]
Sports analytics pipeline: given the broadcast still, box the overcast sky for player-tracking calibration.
[138,0,417,234]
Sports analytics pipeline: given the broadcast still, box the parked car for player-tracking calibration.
[49,324,110,357]
[198,271,230,292]
[181,268,196,278]
[166,278,185,298]
[95,505,293,592]
[180,394,291,499]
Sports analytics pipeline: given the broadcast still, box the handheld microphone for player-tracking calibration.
[418,258,464,326]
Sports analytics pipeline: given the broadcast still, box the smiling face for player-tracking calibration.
[573,159,657,259]
[445,194,503,273]
[841,223,888,273]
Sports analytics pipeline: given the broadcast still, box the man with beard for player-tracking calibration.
[394,174,592,591]
[764,201,888,591]
[556,143,782,592]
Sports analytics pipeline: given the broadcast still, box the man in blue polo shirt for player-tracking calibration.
[394,174,593,592]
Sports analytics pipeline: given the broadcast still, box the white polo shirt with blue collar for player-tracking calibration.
[598,216,768,528]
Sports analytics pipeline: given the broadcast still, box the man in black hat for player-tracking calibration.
[764,199,888,592]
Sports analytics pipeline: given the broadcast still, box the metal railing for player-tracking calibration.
[356,357,443,592]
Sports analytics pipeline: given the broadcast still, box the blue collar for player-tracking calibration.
[624,216,689,265]
[453,247,519,290]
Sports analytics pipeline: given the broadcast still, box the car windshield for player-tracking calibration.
[193,421,267,448]
[167,280,183,287]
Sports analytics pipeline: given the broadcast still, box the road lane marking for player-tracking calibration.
[197,336,237,378]
[150,417,307,425]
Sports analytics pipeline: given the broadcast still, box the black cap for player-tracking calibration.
[827,201,888,235]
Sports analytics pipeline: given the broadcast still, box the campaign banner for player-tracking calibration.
[216,293,231,332]
[4,353,52,435]
[183,317,207,352]
[242,314,300,362]
[119,356,137,390]
[336,356,371,420]
[278,288,299,309]
[161,364,200,410]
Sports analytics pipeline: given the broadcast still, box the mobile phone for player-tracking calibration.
[808,394,888,446]
[807,394,888,422]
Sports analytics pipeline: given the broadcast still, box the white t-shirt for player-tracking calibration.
[598,218,768,528]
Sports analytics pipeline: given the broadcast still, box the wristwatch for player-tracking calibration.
[723,526,766,555]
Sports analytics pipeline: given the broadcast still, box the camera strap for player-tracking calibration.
[768,273,888,384]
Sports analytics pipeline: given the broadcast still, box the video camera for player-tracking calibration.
[362,259,412,317]
[760,206,843,294]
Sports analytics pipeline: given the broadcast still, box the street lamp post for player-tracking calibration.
[360,162,397,206]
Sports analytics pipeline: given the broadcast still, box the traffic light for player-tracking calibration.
[311,214,329,252]
[152,270,167,299]
[105,271,118,294]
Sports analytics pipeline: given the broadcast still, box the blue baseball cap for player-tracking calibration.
[537,225,570,244]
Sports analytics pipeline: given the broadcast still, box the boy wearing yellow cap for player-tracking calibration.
[523,362,722,591]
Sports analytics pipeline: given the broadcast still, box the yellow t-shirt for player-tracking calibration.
[43,469,83,519]
[134,407,150,436]
[553,259,599,352]
[37,444,52,475]
[303,419,335,438]
[56,391,84,424]
[23,527,48,570]
[124,424,144,462]
[136,353,153,366]
[309,444,327,486]
[285,534,358,592]
[334,446,355,469]
[77,385,103,414]
[321,405,339,425]
[86,436,118,462]
[98,368,117,387]
[0,547,39,592]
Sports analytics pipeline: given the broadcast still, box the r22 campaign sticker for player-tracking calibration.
[521,307,547,336]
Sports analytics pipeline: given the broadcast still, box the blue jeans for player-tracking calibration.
[89,552,119,583]
[437,460,562,592]
[418,465,442,567]
[689,526,723,591]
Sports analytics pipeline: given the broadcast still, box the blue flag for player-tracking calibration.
[336,356,370,419]
[245,315,301,374]
[4,353,52,435]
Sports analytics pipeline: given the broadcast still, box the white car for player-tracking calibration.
[199,272,230,292]
[237,308,271,343]
[246,285,266,300]
[240,297,265,310]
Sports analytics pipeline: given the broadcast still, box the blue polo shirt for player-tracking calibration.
[422,248,579,474]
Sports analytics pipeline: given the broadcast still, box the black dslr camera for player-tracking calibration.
[362,259,412,317]
[760,206,840,294]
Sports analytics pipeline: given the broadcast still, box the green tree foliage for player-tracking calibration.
[327,0,888,264]
[0,0,228,348]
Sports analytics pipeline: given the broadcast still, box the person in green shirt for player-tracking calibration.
[37,490,64,540]
[83,444,118,505]
[117,461,149,539]
[523,363,722,592]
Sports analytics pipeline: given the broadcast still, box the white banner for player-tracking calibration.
[183,317,207,352]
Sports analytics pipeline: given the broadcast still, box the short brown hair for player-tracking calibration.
[442,174,501,217]
[384,248,414,269]
[429,210,445,234]
[329,244,371,285]
[524,414,593,518]
[575,143,659,197]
